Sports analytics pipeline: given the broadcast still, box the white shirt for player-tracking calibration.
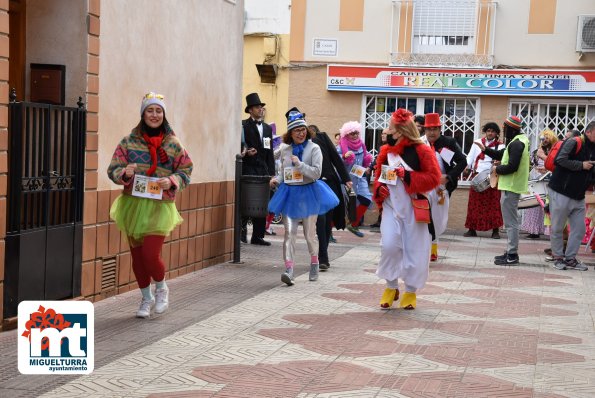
[466,138,504,173]
[254,119,263,141]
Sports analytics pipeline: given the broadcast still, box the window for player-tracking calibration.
[363,95,479,156]
[510,101,595,152]
[364,96,418,155]
[412,0,477,54]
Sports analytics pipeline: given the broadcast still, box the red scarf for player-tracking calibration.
[474,137,500,170]
[142,132,168,176]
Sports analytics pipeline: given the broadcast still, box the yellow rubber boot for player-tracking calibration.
[380,288,399,309]
[399,292,416,310]
[430,243,438,262]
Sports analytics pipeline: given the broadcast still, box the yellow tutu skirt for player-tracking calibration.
[110,194,183,241]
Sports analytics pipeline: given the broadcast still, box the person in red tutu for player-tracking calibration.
[464,122,504,239]
[373,108,441,310]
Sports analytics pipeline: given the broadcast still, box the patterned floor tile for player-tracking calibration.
[18,230,595,397]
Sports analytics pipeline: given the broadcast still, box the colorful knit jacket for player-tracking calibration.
[107,123,193,201]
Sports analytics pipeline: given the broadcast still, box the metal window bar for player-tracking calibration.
[391,0,496,68]
[510,101,595,151]
[7,100,86,234]
[364,95,478,156]
[413,0,476,46]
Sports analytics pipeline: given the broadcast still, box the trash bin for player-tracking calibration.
[240,175,271,218]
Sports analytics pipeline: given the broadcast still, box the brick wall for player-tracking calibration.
[0,0,8,324]
[81,183,235,301]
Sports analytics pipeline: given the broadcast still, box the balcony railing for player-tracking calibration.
[390,0,497,69]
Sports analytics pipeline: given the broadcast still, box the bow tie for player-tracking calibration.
[253,120,262,126]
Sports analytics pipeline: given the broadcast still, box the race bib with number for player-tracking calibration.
[132,175,163,200]
[284,167,303,183]
[350,164,367,178]
[377,165,398,185]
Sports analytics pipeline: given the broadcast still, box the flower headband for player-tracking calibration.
[392,108,413,125]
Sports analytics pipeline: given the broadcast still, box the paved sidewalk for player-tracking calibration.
[2,228,595,397]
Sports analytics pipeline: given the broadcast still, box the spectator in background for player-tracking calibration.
[241,93,275,246]
[422,113,467,262]
[370,128,388,229]
[265,127,282,236]
[566,129,581,139]
[310,124,352,271]
[414,115,425,136]
[548,122,595,271]
[463,122,504,239]
[338,121,374,237]
[521,129,557,239]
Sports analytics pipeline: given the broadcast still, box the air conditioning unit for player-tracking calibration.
[577,15,595,52]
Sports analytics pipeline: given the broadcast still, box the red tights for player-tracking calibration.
[129,235,166,289]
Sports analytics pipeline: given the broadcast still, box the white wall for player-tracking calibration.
[98,0,245,189]
[26,0,87,106]
[244,0,291,34]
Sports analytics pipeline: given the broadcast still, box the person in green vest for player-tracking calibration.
[474,116,529,265]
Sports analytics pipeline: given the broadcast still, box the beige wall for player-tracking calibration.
[98,0,244,190]
[303,0,392,63]
[479,96,509,127]
[26,0,87,106]
[289,66,361,135]
[494,0,595,66]
[297,0,595,67]
[243,34,290,134]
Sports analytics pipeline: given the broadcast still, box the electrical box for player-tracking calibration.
[30,64,65,105]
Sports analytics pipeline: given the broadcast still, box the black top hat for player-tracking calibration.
[284,107,306,120]
[245,93,266,113]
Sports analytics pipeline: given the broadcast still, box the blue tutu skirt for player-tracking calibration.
[268,181,339,219]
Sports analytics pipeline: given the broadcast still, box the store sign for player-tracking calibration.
[327,65,595,97]
[313,39,338,57]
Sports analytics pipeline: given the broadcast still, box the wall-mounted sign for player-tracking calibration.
[327,65,595,97]
[313,39,338,57]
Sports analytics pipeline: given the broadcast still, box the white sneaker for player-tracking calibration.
[136,297,155,318]
[154,287,169,314]
[281,267,294,286]
[309,263,319,281]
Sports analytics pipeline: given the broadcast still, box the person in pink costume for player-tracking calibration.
[338,121,374,237]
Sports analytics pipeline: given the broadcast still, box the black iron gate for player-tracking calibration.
[4,94,86,318]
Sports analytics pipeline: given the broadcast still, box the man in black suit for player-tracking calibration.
[241,93,275,246]
[423,114,467,195]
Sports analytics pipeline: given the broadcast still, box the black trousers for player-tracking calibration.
[316,209,333,264]
[242,216,266,241]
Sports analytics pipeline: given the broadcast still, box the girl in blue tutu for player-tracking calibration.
[269,108,339,286]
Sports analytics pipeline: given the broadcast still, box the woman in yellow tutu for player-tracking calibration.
[108,92,193,318]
